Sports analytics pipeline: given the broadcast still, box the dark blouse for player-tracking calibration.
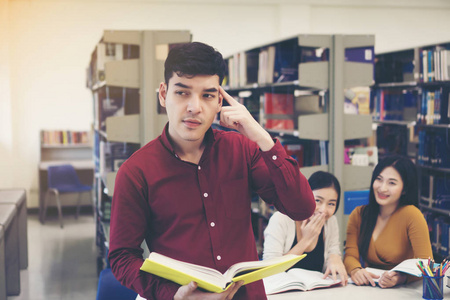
[289,229,324,272]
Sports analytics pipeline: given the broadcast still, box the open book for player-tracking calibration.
[366,258,436,280]
[263,268,342,295]
[140,252,306,293]
[349,258,437,284]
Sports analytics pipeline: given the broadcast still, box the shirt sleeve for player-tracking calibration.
[262,212,291,260]
[108,163,180,299]
[326,216,341,256]
[344,207,363,274]
[253,138,315,221]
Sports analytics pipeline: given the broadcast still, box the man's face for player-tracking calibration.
[159,73,223,147]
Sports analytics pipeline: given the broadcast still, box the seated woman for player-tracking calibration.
[344,155,432,288]
[263,171,347,285]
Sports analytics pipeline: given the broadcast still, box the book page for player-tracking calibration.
[144,252,227,290]
[288,268,341,290]
[264,272,307,295]
[224,254,302,281]
[264,268,341,295]
[390,258,430,277]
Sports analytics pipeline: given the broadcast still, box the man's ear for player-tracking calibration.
[159,82,167,107]
[217,90,223,113]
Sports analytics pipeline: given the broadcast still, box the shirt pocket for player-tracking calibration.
[220,178,251,220]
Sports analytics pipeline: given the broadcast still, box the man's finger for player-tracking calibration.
[219,87,239,106]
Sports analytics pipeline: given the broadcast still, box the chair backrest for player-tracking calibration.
[47,164,82,189]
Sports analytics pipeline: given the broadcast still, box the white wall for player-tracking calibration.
[3,0,450,208]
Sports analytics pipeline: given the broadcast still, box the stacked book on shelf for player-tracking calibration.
[225,36,374,89]
[417,88,450,125]
[419,46,450,82]
[372,88,419,122]
[417,129,450,168]
[41,130,90,146]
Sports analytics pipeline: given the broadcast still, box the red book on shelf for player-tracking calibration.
[264,93,294,130]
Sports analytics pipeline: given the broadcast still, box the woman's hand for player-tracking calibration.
[323,254,348,286]
[350,268,379,287]
[378,271,406,288]
[299,213,326,252]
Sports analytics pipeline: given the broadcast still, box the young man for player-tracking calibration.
[108,42,315,300]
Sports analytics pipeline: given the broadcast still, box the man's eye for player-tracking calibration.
[203,94,215,99]
[175,91,187,96]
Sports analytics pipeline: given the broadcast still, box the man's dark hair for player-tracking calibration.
[164,42,226,85]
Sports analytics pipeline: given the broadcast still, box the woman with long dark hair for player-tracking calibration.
[344,155,432,288]
[263,171,348,285]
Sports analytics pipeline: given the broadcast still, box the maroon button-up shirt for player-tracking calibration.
[108,125,315,299]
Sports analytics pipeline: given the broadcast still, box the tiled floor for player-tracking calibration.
[9,212,98,300]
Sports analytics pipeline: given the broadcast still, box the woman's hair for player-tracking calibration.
[164,42,226,86]
[308,171,341,214]
[358,155,418,262]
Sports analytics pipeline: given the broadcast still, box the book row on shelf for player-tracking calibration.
[225,36,374,89]
[40,130,90,146]
[87,42,139,88]
[420,46,450,82]
[417,128,450,169]
[371,85,450,125]
[424,211,450,259]
[421,174,450,210]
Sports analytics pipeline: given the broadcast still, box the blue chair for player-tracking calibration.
[96,268,137,300]
[42,164,93,228]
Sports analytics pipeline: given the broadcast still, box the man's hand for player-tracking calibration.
[323,254,348,286]
[378,271,406,288]
[173,281,244,300]
[350,268,379,287]
[219,87,274,151]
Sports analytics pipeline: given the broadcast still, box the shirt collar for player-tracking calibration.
[159,122,215,156]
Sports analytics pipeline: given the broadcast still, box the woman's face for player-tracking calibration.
[312,187,338,220]
[372,166,404,209]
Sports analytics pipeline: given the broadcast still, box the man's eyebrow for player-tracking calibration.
[204,88,218,92]
[174,82,191,89]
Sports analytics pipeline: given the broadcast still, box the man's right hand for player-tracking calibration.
[174,281,244,300]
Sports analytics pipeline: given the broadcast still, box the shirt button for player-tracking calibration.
[203,193,208,198]
[210,222,215,227]
[272,155,277,160]
[217,255,221,261]
[198,166,201,170]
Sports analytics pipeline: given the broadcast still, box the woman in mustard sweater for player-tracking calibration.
[344,155,432,288]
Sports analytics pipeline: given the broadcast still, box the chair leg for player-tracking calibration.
[76,192,82,219]
[90,191,96,220]
[42,190,50,225]
[54,190,64,229]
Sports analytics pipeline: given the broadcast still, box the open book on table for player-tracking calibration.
[140,252,306,293]
[350,258,437,284]
[263,268,342,295]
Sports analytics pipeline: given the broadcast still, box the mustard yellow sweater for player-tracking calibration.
[344,205,432,281]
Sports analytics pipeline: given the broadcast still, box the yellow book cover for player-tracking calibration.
[140,252,306,293]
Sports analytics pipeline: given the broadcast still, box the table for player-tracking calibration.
[0,204,20,296]
[0,189,28,269]
[267,279,450,300]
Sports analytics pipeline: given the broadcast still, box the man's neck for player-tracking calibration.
[168,132,206,165]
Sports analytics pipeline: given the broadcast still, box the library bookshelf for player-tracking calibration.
[223,34,375,252]
[86,29,191,273]
[373,41,450,261]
